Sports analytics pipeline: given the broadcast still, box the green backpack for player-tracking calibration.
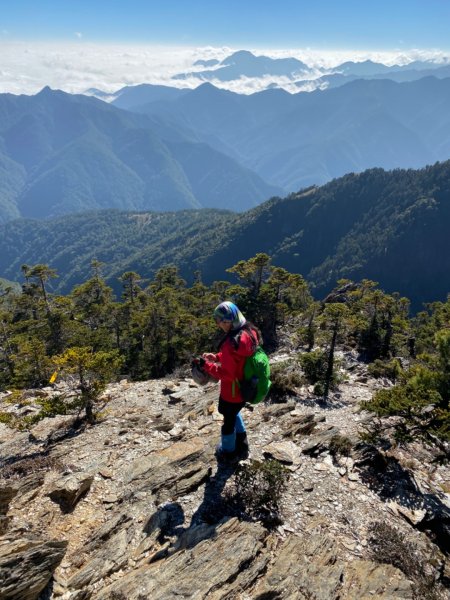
[240,346,271,404]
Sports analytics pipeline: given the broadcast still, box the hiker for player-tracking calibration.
[199,301,262,460]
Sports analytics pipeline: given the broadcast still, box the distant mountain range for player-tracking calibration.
[172,50,313,82]
[111,76,450,190]
[166,50,450,91]
[0,87,280,224]
[297,62,450,92]
[1,161,449,310]
[2,69,450,226]
[82,52,450,101]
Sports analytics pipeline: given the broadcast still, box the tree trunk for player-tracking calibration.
[323,322,338,401]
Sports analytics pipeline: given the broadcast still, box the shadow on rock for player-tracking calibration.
[190,461,239,527]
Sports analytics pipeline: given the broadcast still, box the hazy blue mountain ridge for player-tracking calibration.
[124,77,450,190]
[112,84,189,111]
[172,50,312,82]
[166,50,450,91]
[0,88,281,223]
[297,63,450,92]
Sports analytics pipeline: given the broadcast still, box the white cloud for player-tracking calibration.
[0,41,448,97]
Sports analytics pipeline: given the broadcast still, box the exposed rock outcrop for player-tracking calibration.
[0,537,67,600]
[0,362,448,599]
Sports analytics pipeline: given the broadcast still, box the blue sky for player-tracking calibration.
[2,0,450,49]
[1,1,450,96]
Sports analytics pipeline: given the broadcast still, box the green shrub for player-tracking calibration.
[269,360,302,400]
[299,349,328,384]
[299,349,343,398]
[53,347,123,423]
[361,381,449,443]
[35,394,70,418]
[233,459,289,526]
[0,412,14,427]
[368,358,403,382]
[313,381,325,396]
[329,434,352,457]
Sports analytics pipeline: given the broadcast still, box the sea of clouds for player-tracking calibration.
[1,41,449,97]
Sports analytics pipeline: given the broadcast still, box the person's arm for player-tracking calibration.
[203,347,236,381]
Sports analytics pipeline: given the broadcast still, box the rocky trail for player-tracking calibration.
[0,351,449,599]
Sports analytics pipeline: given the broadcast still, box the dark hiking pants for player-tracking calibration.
[218,397,246,435]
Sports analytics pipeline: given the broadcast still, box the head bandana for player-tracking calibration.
[213,301,246,330]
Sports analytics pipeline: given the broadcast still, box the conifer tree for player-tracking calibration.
[320,303,350,401]
[53,347,123,423]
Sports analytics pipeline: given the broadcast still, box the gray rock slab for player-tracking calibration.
[253,534,413,599]
[0,537,67,600]
[282,412,319,438]
[67,527,130,589]
[0,515,11,534]
[126,437,210,501]
[29,415,76,443]
[94,518,266,600]
[302,426,340,455]
[263,400,297,419]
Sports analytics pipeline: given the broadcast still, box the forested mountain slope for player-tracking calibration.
[1,161,449,309]
[0,88,280,224]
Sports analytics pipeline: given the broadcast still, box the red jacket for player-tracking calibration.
[203,328,256,403]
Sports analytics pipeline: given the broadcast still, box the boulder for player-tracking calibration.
[263,441,301,465]
[47,472,94,512]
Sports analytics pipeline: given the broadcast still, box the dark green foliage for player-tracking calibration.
[0,252,449,449]
[1,160,450,310]
[233,459,289,526]
[367,358,403,382]
[362,329,450,442]
[0,209,232,295]
[368,521,440,600]
[299,350,328,385]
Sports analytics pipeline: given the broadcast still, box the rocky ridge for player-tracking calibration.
[0,351,449,599]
